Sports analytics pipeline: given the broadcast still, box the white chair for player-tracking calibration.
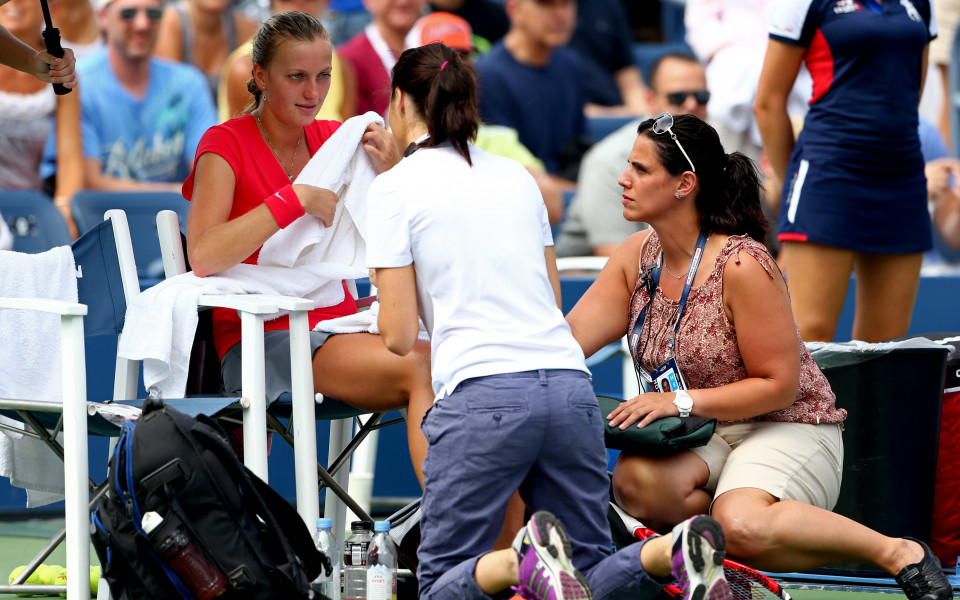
[154,210,391,540]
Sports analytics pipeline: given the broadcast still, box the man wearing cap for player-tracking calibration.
[555,52,712,257]
[42,0,215,190]
[473,0,585,180]
[413,11,565,224]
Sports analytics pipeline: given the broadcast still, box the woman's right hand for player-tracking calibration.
[293,184,339,227]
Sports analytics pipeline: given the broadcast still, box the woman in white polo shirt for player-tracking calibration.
[366,42,731,600]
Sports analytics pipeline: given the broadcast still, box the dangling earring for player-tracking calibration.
[675,192,682,199]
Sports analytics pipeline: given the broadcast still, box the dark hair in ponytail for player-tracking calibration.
[391,42,480,165]
[637,113,768,243]
[242,11,329,116]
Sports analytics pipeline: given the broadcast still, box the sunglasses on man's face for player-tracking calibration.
[118,7,164,22]
[666,90,711,106]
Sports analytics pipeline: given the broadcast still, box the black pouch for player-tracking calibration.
[597,395,716,455]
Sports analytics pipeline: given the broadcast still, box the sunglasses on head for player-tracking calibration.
[118,7,164,22]
[651,111,695,173]
[666,90,711,106]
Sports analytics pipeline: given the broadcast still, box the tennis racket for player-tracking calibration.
[613,504,792,600]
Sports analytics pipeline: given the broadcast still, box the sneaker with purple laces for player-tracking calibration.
[670,515,732,600]
[512,511,593,600]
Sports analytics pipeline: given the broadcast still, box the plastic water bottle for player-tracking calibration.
[365,521,396,600]
[342,520,373,600]
[312,518,340,600]
[141,511,227,600]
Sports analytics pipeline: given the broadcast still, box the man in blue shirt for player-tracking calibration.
[43,0,215,191]
[474,0,586,180]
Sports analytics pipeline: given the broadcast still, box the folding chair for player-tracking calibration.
[0,209,244,598]
[0,190,72,252]
[154,210,401,542]
[0,210,138,598]
[71,191,190,289]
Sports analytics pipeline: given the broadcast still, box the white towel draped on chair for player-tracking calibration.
[0,247,77,506]
[118,113,384,399]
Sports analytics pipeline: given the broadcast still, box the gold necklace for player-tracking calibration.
[255,111,301,181]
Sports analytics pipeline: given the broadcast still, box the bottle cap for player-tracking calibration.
[374,520,391,533]
[141,511,163,535]
[316,518,333,530]
[350,520,373,532]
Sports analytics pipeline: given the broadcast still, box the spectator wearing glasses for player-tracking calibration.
[556,53,709,257]
[42,0,216,192]
[754,0,934,343]
[564,112,954,600]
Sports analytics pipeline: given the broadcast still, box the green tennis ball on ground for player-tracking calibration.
[91,566,100,596]
[38,564,63,585]
[52,566,68,597]
[8,565,41,596]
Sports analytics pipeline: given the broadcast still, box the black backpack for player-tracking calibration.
[91,398,328,600]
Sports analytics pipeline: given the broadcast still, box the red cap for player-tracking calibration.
[417,12,474,52]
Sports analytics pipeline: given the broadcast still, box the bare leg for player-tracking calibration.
[475,549,519,596]
[779,241,855,341]
[851,252,923,343]
[312,334,434,484]
[712,488,925,574]
[493,491,526,550]
[612,451,711,533]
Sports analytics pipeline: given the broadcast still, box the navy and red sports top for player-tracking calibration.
[770,0,936,165]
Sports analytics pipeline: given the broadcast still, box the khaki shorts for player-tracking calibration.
[930,0,960,66]
[691,421,844,510]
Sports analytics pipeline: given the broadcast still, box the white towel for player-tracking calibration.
[0,247,78,507]
[118,112,384,399]
[312,301,430,341]
[259,111,383,277]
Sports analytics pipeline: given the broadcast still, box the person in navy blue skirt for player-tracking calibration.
[754,0,934,343]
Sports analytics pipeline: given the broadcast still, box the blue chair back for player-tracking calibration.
[0,190,72,252]
[73,218,127,337]
[72,191,189,288]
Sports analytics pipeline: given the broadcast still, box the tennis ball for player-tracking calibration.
[52,567,67,597]
[8,564,41,596]
[38,564,63,584]
[90,566,100,596]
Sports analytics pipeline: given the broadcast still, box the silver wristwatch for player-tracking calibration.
[673,390,693,418]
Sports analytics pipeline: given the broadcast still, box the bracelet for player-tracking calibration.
[53,197,72,208]
[263,183,305,229]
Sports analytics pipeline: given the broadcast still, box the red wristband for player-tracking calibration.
[264,183,305,229]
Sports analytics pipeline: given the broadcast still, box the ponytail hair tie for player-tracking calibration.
[440,60,448,71]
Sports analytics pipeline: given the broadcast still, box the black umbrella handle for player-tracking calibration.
[42,26,70,95]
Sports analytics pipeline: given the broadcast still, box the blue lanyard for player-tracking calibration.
[628,230,709,382]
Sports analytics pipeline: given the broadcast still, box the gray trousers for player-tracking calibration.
[416,369,666,600]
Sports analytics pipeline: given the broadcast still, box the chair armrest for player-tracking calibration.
[0,297,87,316]
[197,293,314,315]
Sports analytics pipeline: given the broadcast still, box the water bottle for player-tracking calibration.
[365,521,396,600]
[342,520,373,600]
[141,511,227,600]
[312,518,341,600]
